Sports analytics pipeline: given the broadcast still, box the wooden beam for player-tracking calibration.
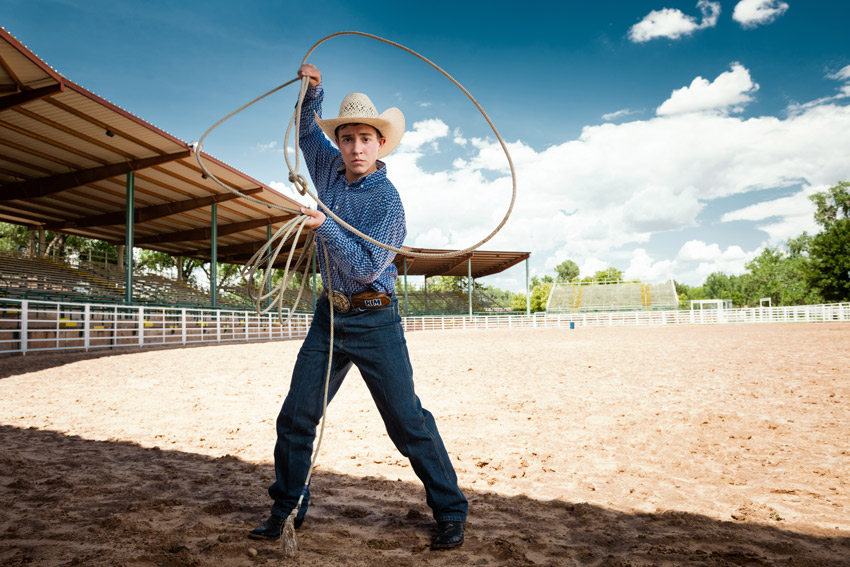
[133,213,296,245]
[0,151,190,201]
[44,186,263,230]
[184,233,311,260]
[0,83,63,111]
[474,253,530,278]
[434,253,474,276]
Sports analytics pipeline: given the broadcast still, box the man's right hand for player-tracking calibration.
[298,64,321,87]
[300,206,326,230]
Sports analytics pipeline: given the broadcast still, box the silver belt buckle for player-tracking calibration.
[329,291,351,313]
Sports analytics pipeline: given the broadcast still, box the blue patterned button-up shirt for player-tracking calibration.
[299,84,406,295]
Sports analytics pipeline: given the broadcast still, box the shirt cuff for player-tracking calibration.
[305,83,322,100]
[312,214,343,245]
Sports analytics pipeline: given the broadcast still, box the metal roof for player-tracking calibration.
[0,27,528,280]
[393,247,530,280]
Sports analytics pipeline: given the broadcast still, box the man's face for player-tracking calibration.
[336,124,386,182]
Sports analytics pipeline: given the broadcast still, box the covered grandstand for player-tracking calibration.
[546,280,679,313]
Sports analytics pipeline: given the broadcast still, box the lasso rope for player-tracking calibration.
[194,31,516,557]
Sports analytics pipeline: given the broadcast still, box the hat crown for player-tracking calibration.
[316,92,405,158]
[338,93,379,119]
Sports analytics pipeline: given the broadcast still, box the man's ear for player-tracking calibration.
[378,137,387,149]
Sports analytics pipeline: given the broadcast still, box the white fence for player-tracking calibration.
[1,297,848,356]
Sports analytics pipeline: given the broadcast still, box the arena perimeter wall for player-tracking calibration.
[1,298,848,356]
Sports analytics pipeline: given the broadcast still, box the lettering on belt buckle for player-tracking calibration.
[329,291,351,313]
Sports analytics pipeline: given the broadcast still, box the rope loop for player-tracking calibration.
[195,30,516,263]
[288,171,309,196]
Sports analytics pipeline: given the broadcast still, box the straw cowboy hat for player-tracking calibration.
[317,93,405,159]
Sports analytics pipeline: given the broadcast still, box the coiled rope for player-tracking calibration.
[194,31,516,556]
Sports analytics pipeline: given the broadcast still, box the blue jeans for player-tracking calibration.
[268,296,468,523]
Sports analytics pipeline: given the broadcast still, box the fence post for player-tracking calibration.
[21,300,29,355]
[137,306,144,346]
[84,304,91,351]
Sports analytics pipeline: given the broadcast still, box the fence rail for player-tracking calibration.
[1,298,848,355]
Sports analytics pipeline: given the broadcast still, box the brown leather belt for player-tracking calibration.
[323,290,392,313]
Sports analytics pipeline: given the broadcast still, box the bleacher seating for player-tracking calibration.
[645,281,679,310]
[0,250,251,309]
[0,250,125,303]
[546,280,678,313]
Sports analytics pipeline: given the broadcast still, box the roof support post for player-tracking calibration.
[124,172,134,304]
[210,203,218,309]
[468,257,473,317]
[403,258,409,317]
[526,257,530,316]
[266,224,273,310]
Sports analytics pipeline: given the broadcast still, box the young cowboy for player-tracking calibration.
[249,63,468,549]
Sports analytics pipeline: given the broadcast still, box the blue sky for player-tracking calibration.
[3,0,850,291]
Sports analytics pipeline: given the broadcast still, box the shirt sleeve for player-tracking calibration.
[297,84,343,200]
[313,189,406,287]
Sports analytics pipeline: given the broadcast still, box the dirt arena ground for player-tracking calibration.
[1,322,848,566]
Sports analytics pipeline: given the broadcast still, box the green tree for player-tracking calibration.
[510,291,528,312]
[0,223,32,251]
[136,250,204,284]
[701,271,748,307]
[426,276,470,293]
[554,259,580,282]
[674,280,707,309]
[745,247,821,306]
[529,281,553,312]
[584,266,623,283]
[810,181,850,228]
[806,219,850,301]
[804,182,850,301]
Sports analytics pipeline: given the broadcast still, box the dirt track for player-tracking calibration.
[1,323,849,566]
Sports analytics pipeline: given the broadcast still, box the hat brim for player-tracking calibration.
[316,107,405,159]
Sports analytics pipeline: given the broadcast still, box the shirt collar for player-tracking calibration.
[337,160,387,188]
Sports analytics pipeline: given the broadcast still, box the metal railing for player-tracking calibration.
[1,297,847,356]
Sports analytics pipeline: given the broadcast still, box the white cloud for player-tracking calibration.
[829,65,850,82]
[732,0,789,29]
[657,63,759,115]
[452,127,468,146]
[602,108,640,121]
[623,249,678,283]
[254,140,281,152]
[390,98,850,278]
[721,185,820,245]
[367,64,850,290]
[579,257,608,279]
[622,185,703,232]
[676,241,758,278]
[629,0,721,43]
[397,118,450,152]
[787,67,850,114]
[269,180,312,206]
